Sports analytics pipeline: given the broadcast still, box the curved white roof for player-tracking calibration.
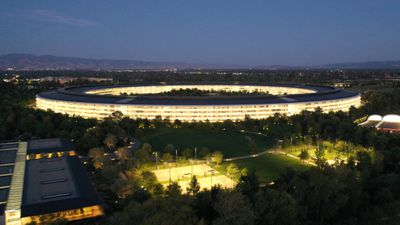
[382,114,400,123]
[367,114,382,122]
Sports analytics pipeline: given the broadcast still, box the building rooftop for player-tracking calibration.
[37,83,360,106]
[21,156,102,217]
[0,151,17,165]
[0,143,19,217]
[27,138,75,154]
[0,140,103,224]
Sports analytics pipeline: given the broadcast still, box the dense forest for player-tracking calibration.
[2,71,400,225]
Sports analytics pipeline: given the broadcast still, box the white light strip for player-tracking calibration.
[5,142,27,212]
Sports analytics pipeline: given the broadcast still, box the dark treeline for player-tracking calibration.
[0,81,96,146]
[121,88,272,97]
[100,160,400,225]
[3,69,400,85]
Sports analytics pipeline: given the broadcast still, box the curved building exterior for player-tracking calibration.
[360,114,400,133]
[36,84,361,122]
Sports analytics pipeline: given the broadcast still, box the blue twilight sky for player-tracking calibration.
[0,1,399,66]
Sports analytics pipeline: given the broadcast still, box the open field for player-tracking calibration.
[145,128,275,157]
[281,141,368,162]
[220,154,310,183]
[176,175,235,192]
[152,164,234,192]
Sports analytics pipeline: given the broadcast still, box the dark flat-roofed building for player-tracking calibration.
[1,139,103,225]
[27,138,76,160]
[0,142,19,224]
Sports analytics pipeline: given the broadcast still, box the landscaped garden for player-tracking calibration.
[144,128,276,158]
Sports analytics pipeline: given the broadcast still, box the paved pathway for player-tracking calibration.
[223,145,316,166]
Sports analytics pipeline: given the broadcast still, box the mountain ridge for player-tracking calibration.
[1,53,399,70]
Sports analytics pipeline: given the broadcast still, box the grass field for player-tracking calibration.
[282,141,367,162]
[144,128,275,157]
[220,154,310,183]
[152,164,234,193]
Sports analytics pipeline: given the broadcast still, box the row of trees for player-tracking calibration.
[103,152,399,225]
[121,88,272,97]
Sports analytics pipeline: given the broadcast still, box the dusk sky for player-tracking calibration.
[1,1,399,66]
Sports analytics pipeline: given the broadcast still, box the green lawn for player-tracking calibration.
[220,154,310,183]
[282,141,367,161]
[144,128,275,158]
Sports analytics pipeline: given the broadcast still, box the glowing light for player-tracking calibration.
[382,114,400,123]
[367,114,382,122]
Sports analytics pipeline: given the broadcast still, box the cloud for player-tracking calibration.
[30,9,96,27]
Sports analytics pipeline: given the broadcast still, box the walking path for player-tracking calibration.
[223,146,316,166]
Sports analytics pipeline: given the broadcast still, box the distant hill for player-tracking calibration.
[254,61,400,70]
[0,53,399,70]
[0,54,239,70]
[317,61,400,69]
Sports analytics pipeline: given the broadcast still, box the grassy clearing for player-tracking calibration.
[219,154,310,183]
[282,140,367,162]
[144,128,275,157]
[152,164,234,192]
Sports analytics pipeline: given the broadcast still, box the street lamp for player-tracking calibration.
[168,163,172,182]
[209,169,215,187]
[194,147,197,164]
[175,149,178,165]
[152,152,158,169]
[190,159,193,176]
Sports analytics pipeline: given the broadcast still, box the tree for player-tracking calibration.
[135,143,152,162]
[109,195,197,225]
[236,170,259,202]
[315,144,326,166]
[199,147,210,158]
[104,134,118,151]
[162,152,173,162]
[226,163,240,181]
[88,147,107,169]
[165,182,182,197]
[187,175,201,195]
[116,146,132,162]
[182,147,193,159]
[111,178,135,199]
[254,189,298,225]
[280,168,352,225]
[212,191,255,225]
[211,151,223,166]
[249,139,257,154]
[131,188,151,203]
[164,144,175,154]
[142,171,161,194]
[298,149,310,161]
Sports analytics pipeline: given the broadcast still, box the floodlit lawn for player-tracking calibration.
[153,164,217,182]
[176,175,235,192]
[144,128,275,157]
[152,164,234,193]
[282,141,366,162]
[220,154,310,183]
